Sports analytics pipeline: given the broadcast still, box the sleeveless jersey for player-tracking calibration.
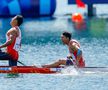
[6,26,21,60]
[70,39,85,67]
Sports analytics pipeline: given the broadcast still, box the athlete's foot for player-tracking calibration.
[33,65,38,68]
[33,64,41,68]
[41,65,50,68]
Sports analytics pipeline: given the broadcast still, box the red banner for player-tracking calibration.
[76,0,85,8]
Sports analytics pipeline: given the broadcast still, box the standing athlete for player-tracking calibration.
[42,31,85,68]
[0,15,23,66]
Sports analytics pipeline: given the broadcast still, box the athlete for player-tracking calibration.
[42,31,85,68]
[0,15,23,66]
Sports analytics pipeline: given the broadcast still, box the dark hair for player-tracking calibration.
[62,31,72,40]
[15,15,23,26]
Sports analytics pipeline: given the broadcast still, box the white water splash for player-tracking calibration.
[60,66,79,75]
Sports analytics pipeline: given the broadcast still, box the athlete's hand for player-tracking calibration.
[67,55,72,59]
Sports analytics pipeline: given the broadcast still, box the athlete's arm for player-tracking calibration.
[0,30,17,48]
[67,55,72,59]
[76,50,82,66]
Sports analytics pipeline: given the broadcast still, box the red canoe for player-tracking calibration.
[0,66,108,74]
[0,66,62,74]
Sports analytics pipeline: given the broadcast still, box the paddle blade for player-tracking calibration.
[76,0,85,8]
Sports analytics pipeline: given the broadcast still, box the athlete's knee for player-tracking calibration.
[58,59,65,64]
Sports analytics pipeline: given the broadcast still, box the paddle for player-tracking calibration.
[17,61,26,66]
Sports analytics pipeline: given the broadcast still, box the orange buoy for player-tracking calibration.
[72,13,83,23]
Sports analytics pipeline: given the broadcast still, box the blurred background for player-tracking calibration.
[0,0,108,90]
[0,0,108,70]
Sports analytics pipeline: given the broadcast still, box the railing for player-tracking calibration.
[68,0,108,17]
[68,0,108,4]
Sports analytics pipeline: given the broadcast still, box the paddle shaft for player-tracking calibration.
[17,61,26,66]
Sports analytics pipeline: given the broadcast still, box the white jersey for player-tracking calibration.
[6,26,21,51]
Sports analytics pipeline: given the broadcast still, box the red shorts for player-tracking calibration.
[7,49,19,60]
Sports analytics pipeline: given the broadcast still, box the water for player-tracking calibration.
[0,16,108,90]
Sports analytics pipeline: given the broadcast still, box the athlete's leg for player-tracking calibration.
[0,52,12,60]
[66,59,73,66]
[42,59,67,68]
[9,60,17,66]
[0,51,17,66]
